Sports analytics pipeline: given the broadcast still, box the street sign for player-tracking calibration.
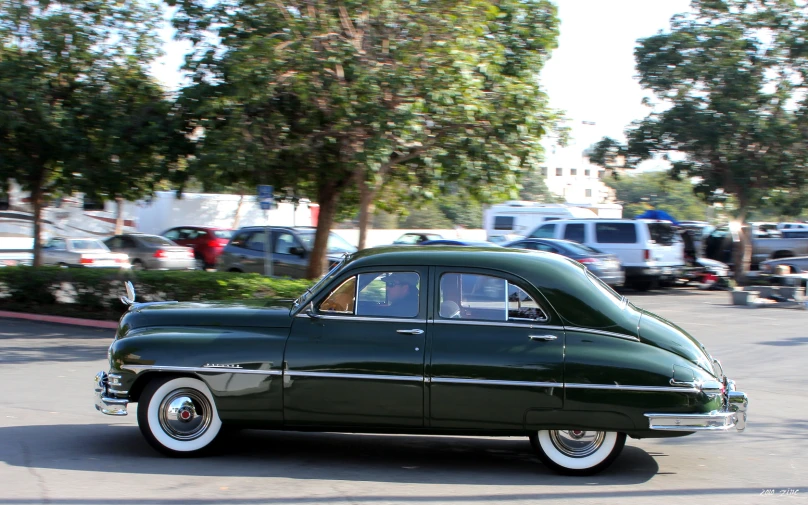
[257,185,274,210]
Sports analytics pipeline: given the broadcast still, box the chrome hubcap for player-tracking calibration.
[548,430,606,458]
[158,388,212,441]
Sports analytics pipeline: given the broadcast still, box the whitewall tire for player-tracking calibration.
[137,376,222,456]
[529,430,626,475]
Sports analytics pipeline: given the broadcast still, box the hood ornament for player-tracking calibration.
[120,281,136,306]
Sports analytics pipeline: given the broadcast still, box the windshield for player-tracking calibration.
[297,231,357,254]
[69,240,108,251]
[561,242,602,255]
[140,235,175,246]
[292,253,351,309]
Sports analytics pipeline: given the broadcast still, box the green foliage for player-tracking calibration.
[589,0,808,216]
[0,267,314,320]
[170,0,563,276]
[0,0,166,261]
[604,171,711,221]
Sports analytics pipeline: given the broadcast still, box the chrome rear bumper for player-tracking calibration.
[94,371,128,416]
[645,379,748,432]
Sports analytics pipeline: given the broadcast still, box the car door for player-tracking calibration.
[42,238,67,265]
[284,267,429,427]
[428,268,564,430]
[273,231,306,278]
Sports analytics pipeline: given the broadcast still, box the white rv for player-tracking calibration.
[483,201,601,242]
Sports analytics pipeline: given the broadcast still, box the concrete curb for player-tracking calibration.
[0,310,118,329]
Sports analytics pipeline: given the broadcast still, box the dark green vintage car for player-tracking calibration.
[94,246,748,475]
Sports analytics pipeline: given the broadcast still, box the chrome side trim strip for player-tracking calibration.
[564,327,640,342]
[120,365,282,376]
[433,320,555,328]
[430,377,562,388]
[286,371,423,382]
[645,411,736,431]
[295,314,428,324]
[566,383,700,393]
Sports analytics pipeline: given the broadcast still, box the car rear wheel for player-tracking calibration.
[137,376,222,456]
[131,260,145,271]
[529,430,626,475]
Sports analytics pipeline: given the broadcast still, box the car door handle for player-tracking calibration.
[397,329,424,335]
[529,335,557,341]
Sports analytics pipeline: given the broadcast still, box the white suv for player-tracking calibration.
[527,219,685,290]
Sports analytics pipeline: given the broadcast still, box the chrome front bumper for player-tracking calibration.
[645,379,748,432]
[94,371,128,416]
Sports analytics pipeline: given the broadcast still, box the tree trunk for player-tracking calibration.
[232,194,245,230]
[357,179,376,250]
[114,197,125,235]
[730,207,751,285]
[31,185,44,267]
[306,184,339,279]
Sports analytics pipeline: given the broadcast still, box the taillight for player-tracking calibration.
[186,249,194,258]
[644,249,651,260]
[79,256,94,265]
[208,239,227,248]
[153,249,166,258]
[115,257,127,264]
[578,257,598,264]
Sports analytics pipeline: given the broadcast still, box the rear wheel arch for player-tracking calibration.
[772,250,794,259]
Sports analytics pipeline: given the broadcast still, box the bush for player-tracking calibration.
[0,267,314,320]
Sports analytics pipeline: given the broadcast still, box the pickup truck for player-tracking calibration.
[703,227,808,269]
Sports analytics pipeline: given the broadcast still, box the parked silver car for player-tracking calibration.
[104,233,195,271]
[41,237,129,268]
[504,238,625,287]
[759,255,808,275]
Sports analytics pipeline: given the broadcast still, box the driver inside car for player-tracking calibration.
[383,273,419,317]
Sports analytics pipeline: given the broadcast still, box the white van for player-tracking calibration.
[484,202,598,242]
[527,218,685,290]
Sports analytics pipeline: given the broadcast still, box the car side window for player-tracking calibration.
[48,238,66,250]
[229,231,251,249]
[595,223,637,243]
[530,223,555,239]
[245,232,267,252]
[396,234,419,245]
[319,276,357,313]
[122,237,138,248]
[275,232,298,254]
[535,244,557,253]
[318,272,421,318]
[163,229,179,241]
[106,237,122,249]
[439,273,546,322]
[564,223,585,243]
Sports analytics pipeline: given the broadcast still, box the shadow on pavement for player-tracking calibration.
[0,423,659,486]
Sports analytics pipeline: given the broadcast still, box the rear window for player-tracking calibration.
[595,223,637,244]
[647,223,675,246]
[213,230,232,239]
[494,216,514,231]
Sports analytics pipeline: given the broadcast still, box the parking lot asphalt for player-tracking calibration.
[0,288,806,505]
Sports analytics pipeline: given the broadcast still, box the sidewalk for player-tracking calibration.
[0,310,118,329]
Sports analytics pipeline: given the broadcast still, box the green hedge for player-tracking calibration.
[0,267,314,320]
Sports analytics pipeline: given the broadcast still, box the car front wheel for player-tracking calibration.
[137,376,222,456]
[529,430,626,475]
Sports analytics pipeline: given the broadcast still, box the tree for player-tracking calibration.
[171,0,562,277]
[589,0,808,280]
[0,0,163,264]
[604,171,711,222]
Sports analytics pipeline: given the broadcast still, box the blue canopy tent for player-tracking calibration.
[635,209,679,225]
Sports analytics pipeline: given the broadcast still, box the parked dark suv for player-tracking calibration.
[218,226,357,278]
[161,226,232,270]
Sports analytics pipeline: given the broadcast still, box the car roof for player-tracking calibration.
[345,246,580,282]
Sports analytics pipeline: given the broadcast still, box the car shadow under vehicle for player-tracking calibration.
[0,423,660,485]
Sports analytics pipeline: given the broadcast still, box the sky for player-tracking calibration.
[151,0,694,164]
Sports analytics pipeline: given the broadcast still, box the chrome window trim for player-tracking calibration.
[430,377,562,388]
[566,383,700,393]
[433,320,559,329]
[296,314,428,324]
[565,326,640,342]
[120,365,282,376]
[286,371,423,382]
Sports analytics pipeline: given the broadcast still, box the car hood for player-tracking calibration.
[637,309,714,374]
[117,301,294,336]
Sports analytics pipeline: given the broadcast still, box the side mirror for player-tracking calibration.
[304,302,321,319]
[289,246,305,257]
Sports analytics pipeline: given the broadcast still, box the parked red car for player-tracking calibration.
[160,226,232,270]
